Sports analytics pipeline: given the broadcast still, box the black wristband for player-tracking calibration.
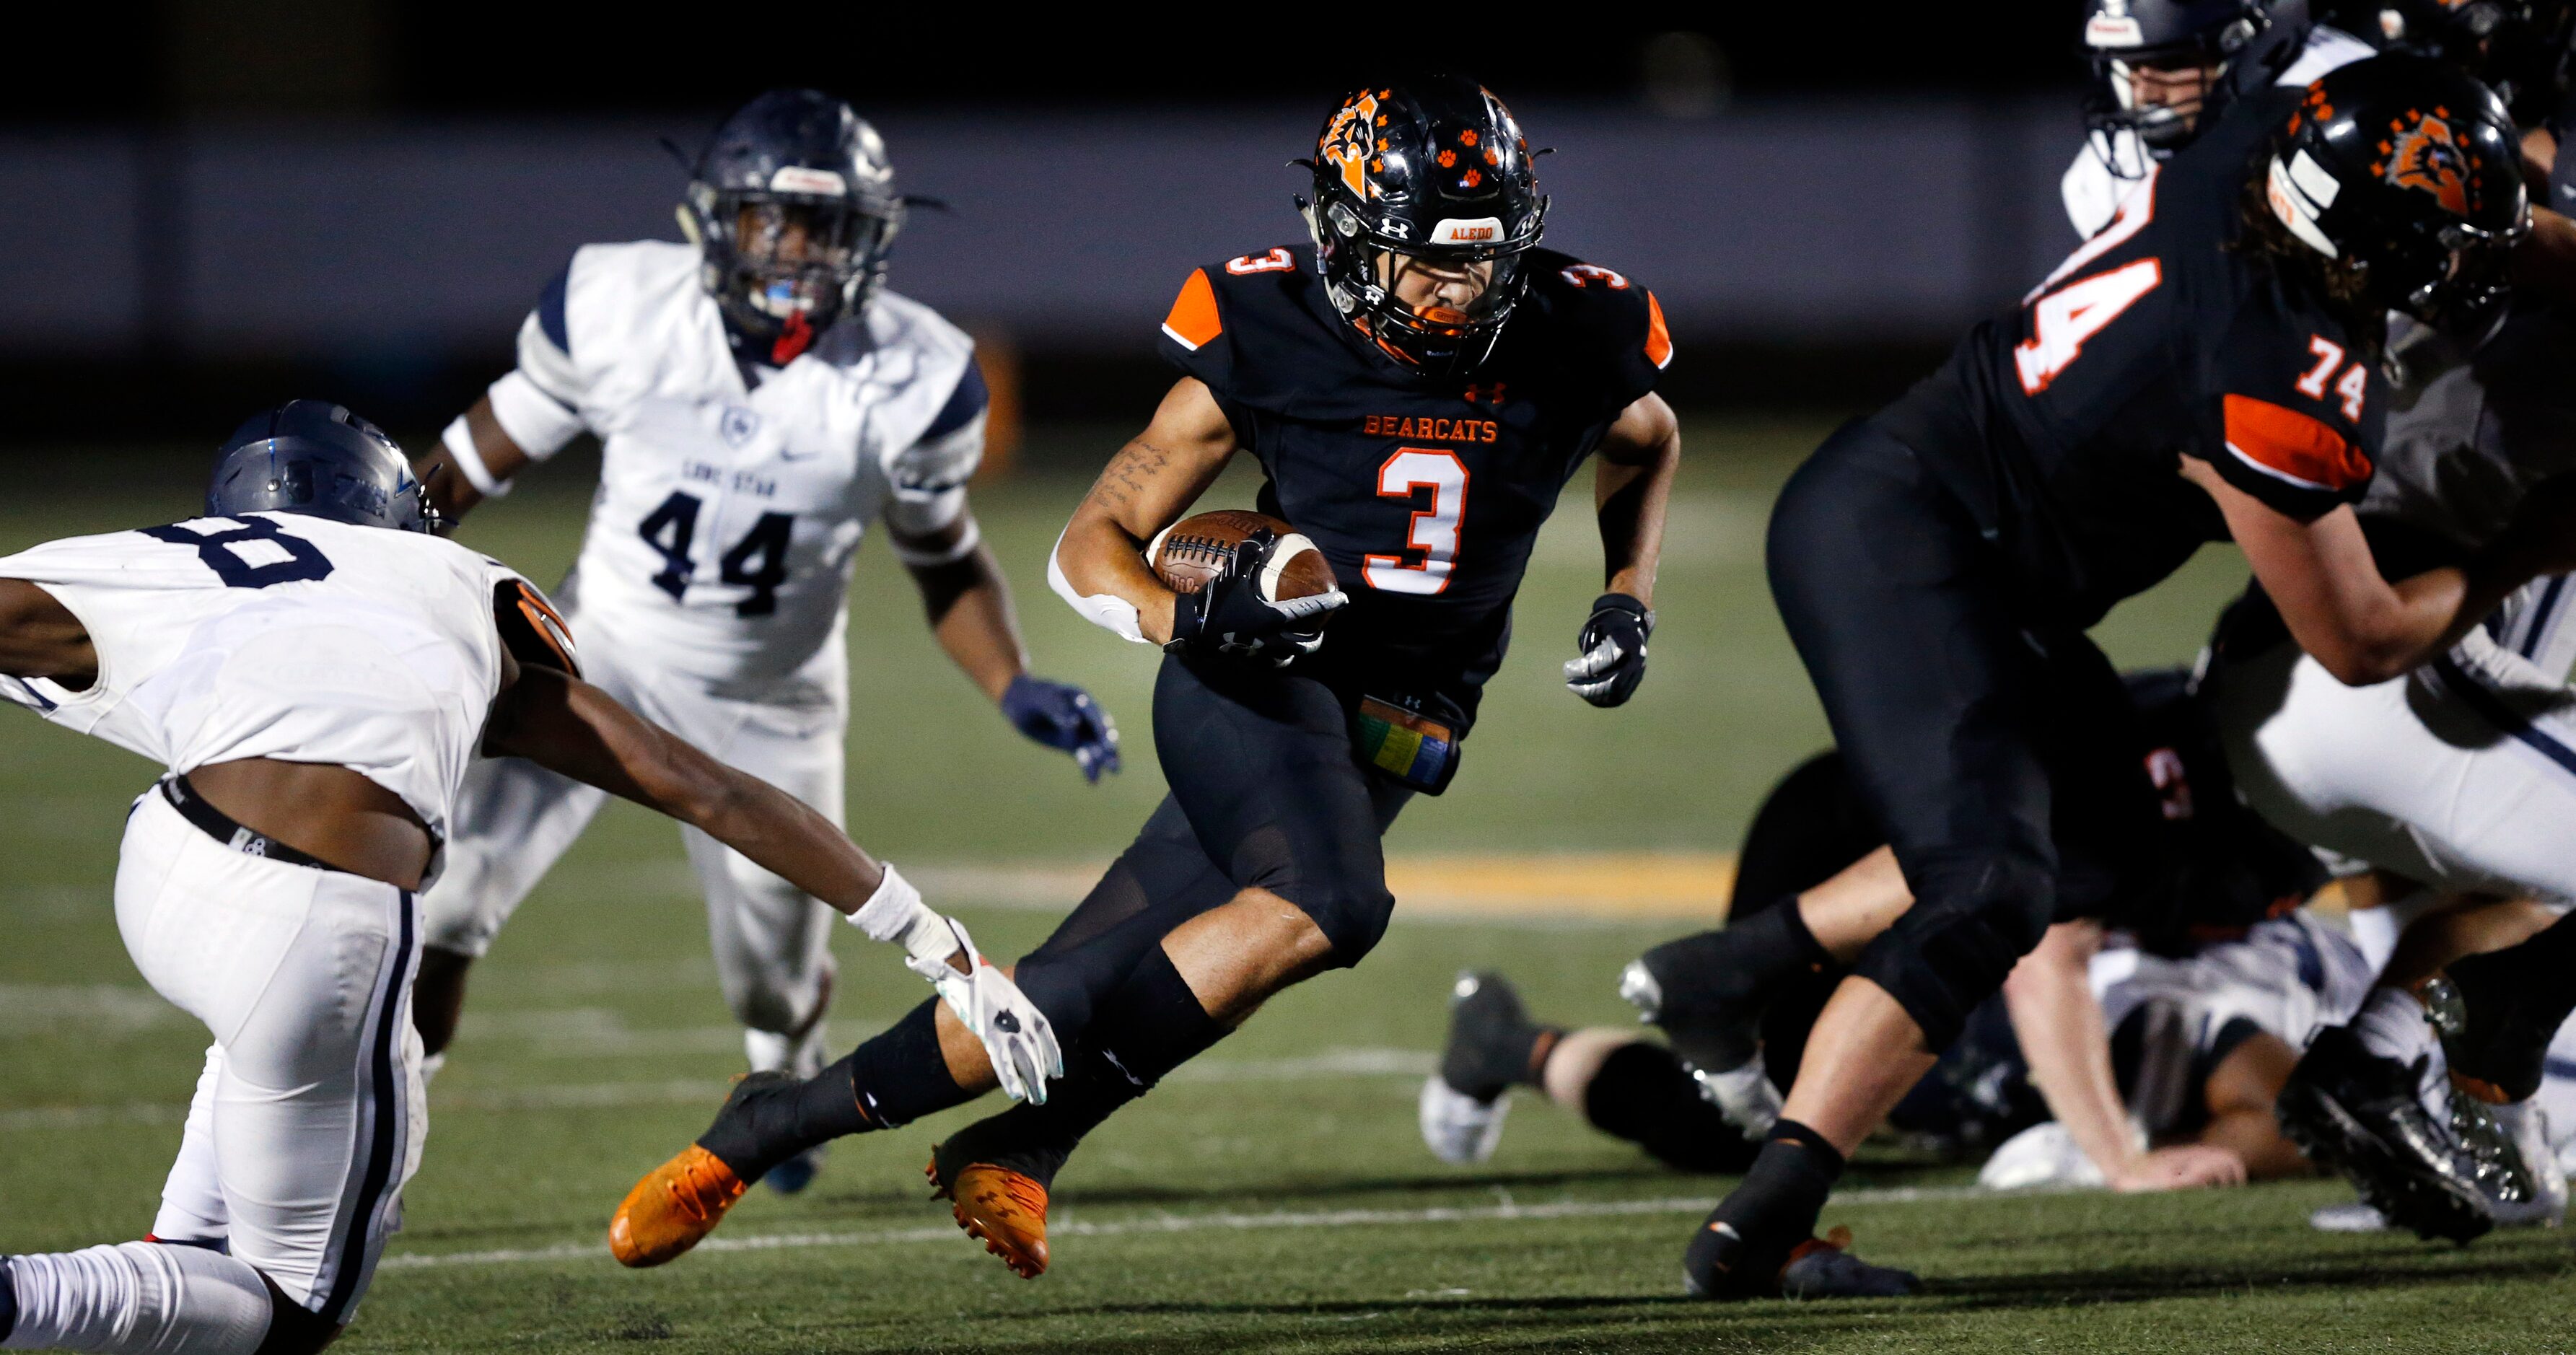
[1592,591,1655,635]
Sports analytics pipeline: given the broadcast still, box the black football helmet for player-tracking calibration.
[206,400,437,534]
[1296,76,1547,379]
[679,89,903,363]
[2264,55,2531,341]
[2081,0,2271,157]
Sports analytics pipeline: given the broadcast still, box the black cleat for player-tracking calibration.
[1437,971,1547,1103]
[2419,952,2562,1107]
[1624,931,1765,1074]
[2275,1025,2492,1244]
[1686,1217,1915,1301]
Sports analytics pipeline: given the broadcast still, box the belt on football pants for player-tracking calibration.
[160,774,336,871]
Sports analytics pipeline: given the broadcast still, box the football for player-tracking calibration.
[1147,509,1337,605]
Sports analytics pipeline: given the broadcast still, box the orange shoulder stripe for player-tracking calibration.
[2221,394,2370,493]
[1644,292,1673,370]
[1161,268,1222,351]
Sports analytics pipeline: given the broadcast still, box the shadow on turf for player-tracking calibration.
[990,1158,1962,1211]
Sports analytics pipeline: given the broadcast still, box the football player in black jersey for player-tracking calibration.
[1681,56,2570,1301]
[606,76,1683,1279]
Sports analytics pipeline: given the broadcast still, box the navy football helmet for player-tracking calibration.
[206,400,437,534]
[680,89,903,364]
[2265,55,2531,341]
[2080,0,2271,159]
[1297,76,1547,379]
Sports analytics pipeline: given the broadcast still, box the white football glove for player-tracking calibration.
[846,865,1064,1105]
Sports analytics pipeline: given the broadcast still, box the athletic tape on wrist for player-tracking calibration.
[442,417,511,498]
[845,864,963,968]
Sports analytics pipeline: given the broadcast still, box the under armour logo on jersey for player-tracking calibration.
[1462,382,1509,406]
[719,405,763,448]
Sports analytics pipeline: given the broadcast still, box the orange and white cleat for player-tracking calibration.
[928,1139,1052,1279]
[610,1144,748,1268]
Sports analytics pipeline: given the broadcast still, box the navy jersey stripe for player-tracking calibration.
[922,360,989,442]
[322,889,413,1320]
[535,266,571,358]
[2431,654,2576,781]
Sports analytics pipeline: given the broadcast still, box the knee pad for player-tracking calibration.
[1292,878,1396,969]
[1853,859,2053,1051]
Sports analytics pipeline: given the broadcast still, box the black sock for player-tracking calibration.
[1714,1118,1845,1247]
[701,998,969,1178]
[952,947,1230,1185]
[1582,1042,1757,1173]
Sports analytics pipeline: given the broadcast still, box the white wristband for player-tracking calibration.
[845,864,959,966]
[1048,528,1148,644]
[442,416,511,499]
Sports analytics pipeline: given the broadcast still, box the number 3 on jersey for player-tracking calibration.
[638,491,794,618]
[2014,259,2161,395]
[1365,449,1468,595]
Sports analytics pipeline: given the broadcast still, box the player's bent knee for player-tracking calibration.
[1854,859,2053,1051]
[1293,880,1396,970]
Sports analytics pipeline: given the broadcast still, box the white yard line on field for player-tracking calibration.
[380,1183,2007,1272]
[0,1049,1438,1132]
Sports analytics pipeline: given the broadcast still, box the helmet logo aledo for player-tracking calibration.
[1321,92,1385,201]
[2381,108,2474,216]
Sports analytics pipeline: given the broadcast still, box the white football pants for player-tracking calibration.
[94,789,421,1330]
[419,635,843,1071]
[2212,575,2576,905]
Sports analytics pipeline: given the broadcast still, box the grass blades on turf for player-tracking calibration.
[12,423,2561,1354]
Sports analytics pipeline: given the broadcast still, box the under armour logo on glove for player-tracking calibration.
[1165,527,1349,667]
[1564,592,1654,707]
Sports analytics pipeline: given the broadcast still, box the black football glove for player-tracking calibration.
[1165,527,1348,667]
[1564,592,1654,707]
[999,675,1121,784]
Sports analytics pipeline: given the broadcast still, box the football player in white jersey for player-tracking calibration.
[2064,0,2375,240]
[404,89,1116,1193]
[0,403,1056,1355]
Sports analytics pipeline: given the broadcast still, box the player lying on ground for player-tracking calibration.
[607,74,1686,1280]
[1423,673,2362,1193]
[406,89,1113,1195]
[0,403,1054,1355]
[1688,57,2566,1300]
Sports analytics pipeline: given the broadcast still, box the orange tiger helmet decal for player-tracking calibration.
[1319,91,1385,201]
[2379,106,2476,216]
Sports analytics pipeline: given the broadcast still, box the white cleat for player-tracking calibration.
[1688,1053,1784,1141]
[1419,1076,1511,1165]
[2310,1201,2391,1232]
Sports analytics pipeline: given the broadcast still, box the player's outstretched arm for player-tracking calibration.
[1565,393,1679,707]
[895,513,1121,783]
[2186,458,2576,685]
[2002,921,2246,1192]
[0,579,95,686]
[1051,377,1241,646]
[483,659,1061,1100]
[411,397,535,527]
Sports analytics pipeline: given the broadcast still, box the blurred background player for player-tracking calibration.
[1683,57,2554,1299]
[406,89,1117,1194]
[2066,0,2375,240]
[1423,669,2359,1192]
[606,74,1683,1279]
[0,403,1053,1355]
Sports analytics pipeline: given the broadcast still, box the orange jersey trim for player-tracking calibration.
[1161,268,1222,351]
[2221,394,2370,494]
[1644,292,1673,370]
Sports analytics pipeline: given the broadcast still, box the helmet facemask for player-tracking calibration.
[685,181,901,359]
[1310,197,1541,377]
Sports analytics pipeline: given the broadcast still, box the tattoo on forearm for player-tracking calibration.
[1095,438,1175,508]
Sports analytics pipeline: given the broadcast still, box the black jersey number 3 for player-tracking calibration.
[1364,448,1469,595]
[636,491,794,618]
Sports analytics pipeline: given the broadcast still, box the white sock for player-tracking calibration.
[2351,986,2437,1065]
[3,1245,271,1354]
[2349,905,2404,976]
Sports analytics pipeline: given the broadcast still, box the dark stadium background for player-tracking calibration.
[4,2,2086,450]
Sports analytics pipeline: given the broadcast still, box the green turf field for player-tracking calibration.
[6,421,2568,1353]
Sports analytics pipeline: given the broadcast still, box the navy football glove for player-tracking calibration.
[1165,527,1348,667]
[1001,675,1121,783]
[1564,592,1654,707]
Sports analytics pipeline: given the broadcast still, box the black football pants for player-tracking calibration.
[1009,653,1411,1040]
[1765,418,2130,1051]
